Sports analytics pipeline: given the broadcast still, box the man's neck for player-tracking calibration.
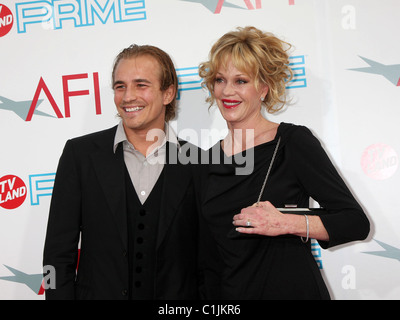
[124,123,166,157]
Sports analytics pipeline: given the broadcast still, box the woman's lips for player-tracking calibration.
[222,99,241,109]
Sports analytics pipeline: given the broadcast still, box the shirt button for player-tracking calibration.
[140,191,146,196]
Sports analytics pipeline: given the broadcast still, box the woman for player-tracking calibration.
[197,26,370,300]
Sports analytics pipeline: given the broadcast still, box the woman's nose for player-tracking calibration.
[222,82,235,96]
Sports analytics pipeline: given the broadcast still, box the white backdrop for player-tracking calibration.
[0,0,399,300]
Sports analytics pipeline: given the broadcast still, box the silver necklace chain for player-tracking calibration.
[256,136,281,205]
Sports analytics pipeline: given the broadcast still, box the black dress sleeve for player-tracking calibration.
[286,126,370,248]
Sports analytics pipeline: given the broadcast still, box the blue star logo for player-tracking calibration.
[363,240,400,262]
[0,96,54,120]
[179,0,244,13]
[348,56,400,86]
[0,265,44,294]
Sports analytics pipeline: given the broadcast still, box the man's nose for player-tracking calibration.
[123,86,137,102]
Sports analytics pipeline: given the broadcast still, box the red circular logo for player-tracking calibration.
[361,144,398,180]
[0,175,27,210]
[0,4,14,38]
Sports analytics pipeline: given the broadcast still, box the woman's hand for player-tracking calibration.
[233,201,329,241]
[233,201,290,237]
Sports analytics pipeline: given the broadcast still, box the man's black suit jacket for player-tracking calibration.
[43,126,199,300]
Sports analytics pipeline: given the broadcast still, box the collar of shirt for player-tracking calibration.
[113,120,180,155]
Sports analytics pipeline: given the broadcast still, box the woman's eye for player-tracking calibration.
[215,78,224,83]
[236,79,248,85]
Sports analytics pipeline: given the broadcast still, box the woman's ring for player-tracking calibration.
[246,220,252,227]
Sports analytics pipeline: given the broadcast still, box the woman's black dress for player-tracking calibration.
[199,123,370,300]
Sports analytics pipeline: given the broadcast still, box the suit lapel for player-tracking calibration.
[156,142,192,249]
[89,131,193,250]
[90,127,127,248]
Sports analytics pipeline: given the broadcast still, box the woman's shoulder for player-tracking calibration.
[278,122,313,139]
[279,122,311,133]
[278,122,322,148]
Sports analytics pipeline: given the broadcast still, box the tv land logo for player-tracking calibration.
[0,173,55,210]
[180,0,295,14]
[0,0,146,36]
[0,175,27,210]
[0,4,13,37]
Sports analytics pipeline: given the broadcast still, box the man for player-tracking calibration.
[43,45,199,300]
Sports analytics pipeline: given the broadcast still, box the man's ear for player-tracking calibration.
[163,84,176,106]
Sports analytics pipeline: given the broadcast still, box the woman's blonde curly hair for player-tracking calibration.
[199,26,293,113]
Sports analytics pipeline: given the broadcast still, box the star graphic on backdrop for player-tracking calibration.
[180,0,244,13]
[363,240,400,262]
[0,96,54,120]
[348,56,400,86]
[0,265,43,294]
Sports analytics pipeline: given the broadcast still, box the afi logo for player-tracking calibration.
[0,4,14,37]
[0,72,101,121]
